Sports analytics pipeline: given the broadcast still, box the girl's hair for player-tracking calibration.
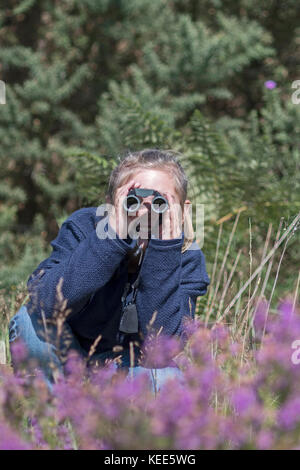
[106,148,194,252]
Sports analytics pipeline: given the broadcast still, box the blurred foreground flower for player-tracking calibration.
[1,298,300,449]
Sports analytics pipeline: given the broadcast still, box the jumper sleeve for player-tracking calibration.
[27,219,136,320]
[135,237,210,338]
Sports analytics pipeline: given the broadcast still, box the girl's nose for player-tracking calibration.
[137,196,153,213]
[136,206,150,220]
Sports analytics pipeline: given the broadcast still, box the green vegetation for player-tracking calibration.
[0,0,299,319]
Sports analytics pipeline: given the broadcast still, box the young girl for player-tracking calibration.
[8,149,210,391]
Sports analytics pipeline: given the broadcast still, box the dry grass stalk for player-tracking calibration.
[250,219,283,327]
[237,223,273,338]
[87,334,103,360]
[216,249,242,322]
[262,236,290,340]
[205,211,241,325]
[292,270,300,315]
[214,211,300,327]
[203,222,222,323]
[0,340,6,365]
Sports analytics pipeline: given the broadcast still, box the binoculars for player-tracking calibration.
[123,188,169,214]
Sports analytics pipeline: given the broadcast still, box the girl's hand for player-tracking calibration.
[160,192,183,240]
[108,180,141,239]
[137,190,182,249]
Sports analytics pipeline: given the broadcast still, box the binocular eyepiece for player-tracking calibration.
[123,188,168,214]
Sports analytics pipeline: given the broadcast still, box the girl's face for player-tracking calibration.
[124,168,189,238]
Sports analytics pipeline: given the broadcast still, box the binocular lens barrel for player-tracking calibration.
[125,195,140,212]
[152,196,168,213]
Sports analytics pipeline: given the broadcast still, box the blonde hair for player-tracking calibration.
[106,149,194,252]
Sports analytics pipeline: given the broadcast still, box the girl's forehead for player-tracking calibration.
[118,167,182,202]
[123,168,176,188]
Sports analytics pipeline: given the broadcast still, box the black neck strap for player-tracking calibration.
[122,243,144,307]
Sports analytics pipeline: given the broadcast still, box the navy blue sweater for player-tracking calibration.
[26,207,210,354]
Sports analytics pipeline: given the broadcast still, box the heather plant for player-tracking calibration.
[1,0,299,451]
[1,299,300,450]
[0,208,299,450]
[0,282,28,366]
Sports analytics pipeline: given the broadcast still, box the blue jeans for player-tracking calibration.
[8,305,183,393]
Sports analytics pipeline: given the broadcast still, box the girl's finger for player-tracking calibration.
[165,192,181,238]
[116,180,136,208]
[160,192,171,239]
[169,196,177,238]
[120,180,141,200]
[120,179,136,195]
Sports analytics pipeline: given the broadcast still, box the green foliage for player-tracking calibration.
[0,0,298,305]
[65,149,114,206]
[219,87,300,217]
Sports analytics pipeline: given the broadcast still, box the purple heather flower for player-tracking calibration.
[211,324,229,345]
[229,342,241,356]
[256,430,274,450]
[56,423,74,450]
[64,350,86,378]
[2,294,300,450]
[10,338,28,363]
[231,386,257,415]
[188,328,212,364]
[278,397,300,430]
[0,423,31,450]
[142,334,182,368]
[28,416,49,449]
[264,80,277,89]
[253,299,270,337]
[278,299,295,323]
[181,316,203,338]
